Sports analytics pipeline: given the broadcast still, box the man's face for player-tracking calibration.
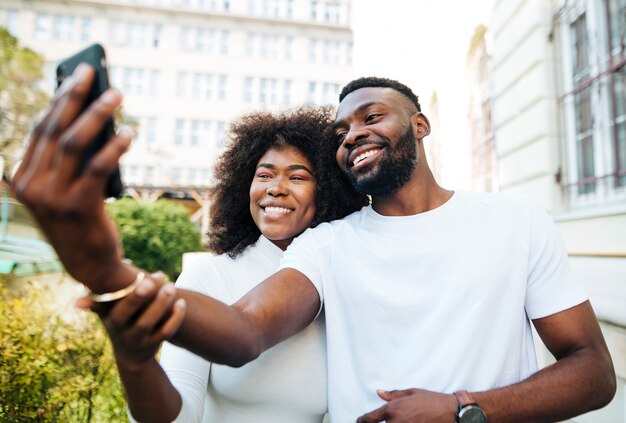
[333,87,418,197]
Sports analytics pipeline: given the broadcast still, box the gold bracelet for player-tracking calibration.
[88,272,145,303]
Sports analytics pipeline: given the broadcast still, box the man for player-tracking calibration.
[12,68,616,422]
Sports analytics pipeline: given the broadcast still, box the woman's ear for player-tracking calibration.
[411,113,431,140]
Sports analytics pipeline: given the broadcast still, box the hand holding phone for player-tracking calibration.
[56,43,124,198]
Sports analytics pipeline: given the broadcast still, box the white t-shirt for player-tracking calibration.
[158,236,327,423]
[279,190,587,422]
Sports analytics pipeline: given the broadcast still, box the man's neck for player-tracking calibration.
[371,169,453,217]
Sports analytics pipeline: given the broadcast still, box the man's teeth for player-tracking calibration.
[265,207,292,214]
[353,149,379,166]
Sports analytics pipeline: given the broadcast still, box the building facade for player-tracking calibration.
[1,0,354,190]
[482,0,626,421]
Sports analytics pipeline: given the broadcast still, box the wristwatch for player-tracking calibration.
[454,390,488,423]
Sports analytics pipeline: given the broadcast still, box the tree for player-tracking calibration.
[106,199,203,280]
[0,27,50,176]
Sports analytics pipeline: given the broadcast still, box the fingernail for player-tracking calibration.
[118,126,134,138]
[73,63,92,82]
[135,278,154,296]
[160,283,176,296]
[100,89,121,104]
[175,298,186,309]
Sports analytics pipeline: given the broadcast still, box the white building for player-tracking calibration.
[478,0,626,421]
[1,0,354,189]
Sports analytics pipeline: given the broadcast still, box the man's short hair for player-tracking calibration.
[339,77,421,112]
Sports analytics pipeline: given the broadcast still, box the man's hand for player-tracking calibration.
[357,388,457,423]
[11,63,135,292]
[76,273,186,371]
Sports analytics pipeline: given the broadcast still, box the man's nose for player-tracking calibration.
[342,127,369,147]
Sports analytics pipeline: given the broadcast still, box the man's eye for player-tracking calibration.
[366,114,381,122]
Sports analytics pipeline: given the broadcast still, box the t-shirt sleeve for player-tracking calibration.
[524,203,587,319]
[278,225,330,306]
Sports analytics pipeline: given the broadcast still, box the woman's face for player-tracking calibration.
[249,145,317,250]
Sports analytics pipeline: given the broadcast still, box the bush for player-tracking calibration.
[106,199,203,280]
[0,281,128,422]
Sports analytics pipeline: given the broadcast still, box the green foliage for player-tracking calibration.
[107,199,202,280]
[0,27,50,175]
[0,282,129,422]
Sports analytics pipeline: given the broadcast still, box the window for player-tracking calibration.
[145,166,154,185]
[310,0,318,20]
[309,39,318,62]
[81,17,92,42]
[171,167,182,184]
[244,76,254,102]
[128,22,147,47]
[136,117,157,146]
[35,14,51,40]
[53,15,75,41]
[218,75,227,100]
[284,36,293,60]
[175,119,187,145]
[190,120,210,146]
[558,0,626,207]
[188,168,198,185]
[221,30,229,54]
[323,1,340,23]
[7,10,19,37]
[177,72,189,97]
[283,80,292,104]
[216,121,226,148]
[149,70,161,96]
[153,24,163,48]
[193,73,213,99]
[110,21,125,45]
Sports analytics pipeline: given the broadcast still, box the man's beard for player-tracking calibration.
[346,127,418,197]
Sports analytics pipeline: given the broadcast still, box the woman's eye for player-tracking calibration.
[256,173,271,179]
[336,132,346,142]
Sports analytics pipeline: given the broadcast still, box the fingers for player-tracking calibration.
[106,277,160,328]
[53,89,125,189]
[131,283,178,336]
[356,405,388,423]
[154,298,186,341]
[377,388,417,401]
[13,65,95,194]
[75,126,132,197]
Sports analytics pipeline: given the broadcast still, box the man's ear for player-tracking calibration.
[411,113,431,140]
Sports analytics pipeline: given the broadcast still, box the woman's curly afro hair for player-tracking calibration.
[207,105,369,258]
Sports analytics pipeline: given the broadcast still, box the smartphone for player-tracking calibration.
[56,43,123,198]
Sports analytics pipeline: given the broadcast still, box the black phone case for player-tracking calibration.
[56,44,123,198]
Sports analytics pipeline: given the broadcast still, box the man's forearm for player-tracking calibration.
[170,289,264,367]
[473,347,616,423]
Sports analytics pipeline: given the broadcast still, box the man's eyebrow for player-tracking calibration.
[257,163,313,175]
[333,101,381,130]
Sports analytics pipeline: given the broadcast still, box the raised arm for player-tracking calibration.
[11,64,322,418]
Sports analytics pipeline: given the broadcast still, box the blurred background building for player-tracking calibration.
[0,0,353,191]
[467,0,626,421]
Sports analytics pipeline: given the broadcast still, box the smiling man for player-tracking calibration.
[13,71,616,423]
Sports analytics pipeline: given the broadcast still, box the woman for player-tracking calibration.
[115,105,367,422]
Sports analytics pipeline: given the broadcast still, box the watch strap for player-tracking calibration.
[454,390,476,408]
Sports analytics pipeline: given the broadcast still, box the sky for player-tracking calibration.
[351,0,495,189]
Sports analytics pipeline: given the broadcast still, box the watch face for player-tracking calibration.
[459,405,488,423]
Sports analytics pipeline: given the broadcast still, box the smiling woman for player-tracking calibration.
[113,105,369,423]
